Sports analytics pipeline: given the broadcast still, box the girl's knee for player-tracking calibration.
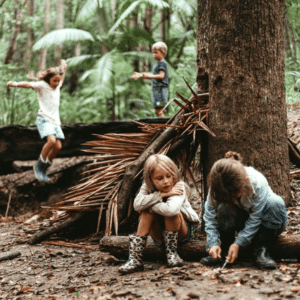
[46,136,56,147]
[55,140,62,151]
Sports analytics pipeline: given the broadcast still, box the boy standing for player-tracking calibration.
[132,42,169,118]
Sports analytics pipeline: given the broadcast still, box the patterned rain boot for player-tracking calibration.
[164,231,184,267]
[118,234,147,274]
[33,156,47,181]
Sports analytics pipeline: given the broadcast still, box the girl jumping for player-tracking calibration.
[119,154,200,274]
[202,151,288,269]
[6,60,67,182]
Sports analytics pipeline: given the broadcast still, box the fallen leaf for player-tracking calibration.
[279,264,289,272]
[20,286,32,293]
[68,287,76,293]
[291,286,300,292]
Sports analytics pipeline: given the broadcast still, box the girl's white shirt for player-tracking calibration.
[133,181,200,223]
[30,80,62,125]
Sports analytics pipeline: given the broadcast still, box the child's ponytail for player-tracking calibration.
[224,151,243,162]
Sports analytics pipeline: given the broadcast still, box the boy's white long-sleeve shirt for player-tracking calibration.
[133,181,200,223]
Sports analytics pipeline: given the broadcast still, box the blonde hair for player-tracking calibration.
[208,151,253,207]
[152,42,168,56]
[143,154,180,192]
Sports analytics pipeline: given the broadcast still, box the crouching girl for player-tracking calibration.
[119,154,200,274]
[202,151,288,269]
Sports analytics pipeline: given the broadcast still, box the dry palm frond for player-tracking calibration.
[39,80,213,237]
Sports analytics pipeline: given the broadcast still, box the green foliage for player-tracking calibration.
[285,0,300,106]
[32,29,95,51]
[1,0,199,125]
[0,65,39,126]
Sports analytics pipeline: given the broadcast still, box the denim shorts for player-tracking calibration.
[152,85,168,108]
[152,221,193,247]
[36,115,65,140]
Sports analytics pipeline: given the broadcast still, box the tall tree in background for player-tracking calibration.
[54,0,64,64]
[4,0,26,64]
[39,0,51,70]
[197,0,290,202]
[24,0,34,67]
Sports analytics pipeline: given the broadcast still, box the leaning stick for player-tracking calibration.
[5,193,12,218]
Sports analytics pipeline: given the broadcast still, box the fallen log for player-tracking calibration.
[0,118,168,174]
[29,212,86,244]
[289,138,300,168]
[99,235,300,260]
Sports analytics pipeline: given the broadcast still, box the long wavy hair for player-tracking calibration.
[36,67,63,84]
[208,151,253,208]
[143,154,181,193]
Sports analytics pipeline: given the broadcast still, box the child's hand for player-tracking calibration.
[7,81,17,87]
[131,72,142,80]
[209,245,222,259]
[226,243,239,263]
[161,184,184,198]
[60,59,67,70]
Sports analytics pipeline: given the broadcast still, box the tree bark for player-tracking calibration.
[4,1,24,64]
[54,0,64,65]
[99,235,300,261]
[23,0,34,67]
[39,0,51,71]
[197,0,209,199]
[198,0,290,203]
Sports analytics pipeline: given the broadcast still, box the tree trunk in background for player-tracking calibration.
[4,1,23,64]
[197,0,290,203]
[197,0,209,198]
[24,0,34,67]
[54,0,64,65]
[160,3,170,60]
[69,42,81,94]
[39,0,51,70]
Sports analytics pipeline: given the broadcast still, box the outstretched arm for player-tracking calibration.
[6,81,32,89]
[131,70,165,81]
[60,59,67,84]
[142,70,165,80]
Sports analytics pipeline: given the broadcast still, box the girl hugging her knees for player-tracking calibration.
[202,151,288,269]
[7,60,67,182]
[119,154,200,275]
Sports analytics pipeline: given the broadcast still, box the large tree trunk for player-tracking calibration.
[23,0,34,67]
[53,0,64,65]
[39,0,51,71]
[198,0,290,203]
[197,0,209,199]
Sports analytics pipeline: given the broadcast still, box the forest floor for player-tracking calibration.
[1,108,300,300]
